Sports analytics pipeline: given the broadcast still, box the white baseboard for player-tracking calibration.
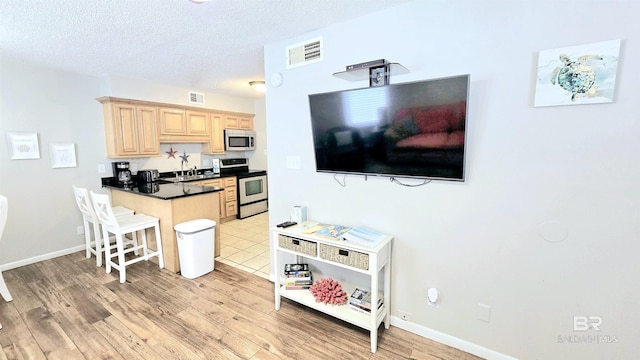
[390,316,518,360]
[236,273,518,360]
[0,245,85,271]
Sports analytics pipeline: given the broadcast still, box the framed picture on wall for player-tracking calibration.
[49,143,77,168]
[6,132,40,160]
[534,39,621,107]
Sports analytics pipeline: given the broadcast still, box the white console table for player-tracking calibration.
[272,222,393,353]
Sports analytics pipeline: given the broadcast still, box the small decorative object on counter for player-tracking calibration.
[309,278,347,305]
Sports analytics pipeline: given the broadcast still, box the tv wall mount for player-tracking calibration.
[333,59,409,87]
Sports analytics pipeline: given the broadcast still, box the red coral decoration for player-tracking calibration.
[309,278,348,305]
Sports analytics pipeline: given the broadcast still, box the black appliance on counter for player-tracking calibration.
[138,182,160,194]
[112,161,132,187]
[220,158,268,219]
[137,169,159,183]
[136,169,160,193]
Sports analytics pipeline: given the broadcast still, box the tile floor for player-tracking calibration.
[215,211,271,279]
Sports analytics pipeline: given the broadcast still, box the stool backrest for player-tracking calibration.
[73,185,97,222]
[0,195,7,241]
[89,191,118,228]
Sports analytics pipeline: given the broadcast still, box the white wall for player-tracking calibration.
[0,56,106,265]
[0,57,265,267]
[263,1,639,359]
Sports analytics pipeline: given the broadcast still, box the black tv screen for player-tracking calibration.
[309,74,470,181]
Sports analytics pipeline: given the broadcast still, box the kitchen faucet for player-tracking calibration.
[174,163,198,178]
[185,165,198,177]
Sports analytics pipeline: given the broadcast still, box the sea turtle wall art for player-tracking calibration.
[534,39,621,107]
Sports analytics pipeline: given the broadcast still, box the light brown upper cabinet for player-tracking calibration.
[159,108,209,142]
[202,113,225,154]
[186,111,210,136]
[97,97,254,158]
[98,98,160,158]
[224,115,254,130]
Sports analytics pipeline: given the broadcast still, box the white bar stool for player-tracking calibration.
[0,195,13,330]
[90,191,164,283]
[72,185,136,267]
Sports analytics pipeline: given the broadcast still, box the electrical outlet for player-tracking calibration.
[77,226,85,235]
[397,310,411,321]
[98,164,106,174]
[477,303,491,322]
[427,288,439,307]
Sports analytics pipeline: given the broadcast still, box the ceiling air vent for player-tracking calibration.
[189,91,205,105]
[286,37,323,69]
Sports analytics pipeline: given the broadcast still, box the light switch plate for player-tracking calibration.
[478,303,491,322]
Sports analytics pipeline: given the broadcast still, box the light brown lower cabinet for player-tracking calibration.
[193,176,237,222]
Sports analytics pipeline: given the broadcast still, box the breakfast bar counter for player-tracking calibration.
[106,182,222,273]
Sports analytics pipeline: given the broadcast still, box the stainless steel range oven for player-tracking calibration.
[219,158,268,219]
[238,172,268,219]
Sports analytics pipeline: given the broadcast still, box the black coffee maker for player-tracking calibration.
[112,161,132,187]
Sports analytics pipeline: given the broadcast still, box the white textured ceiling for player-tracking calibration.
[0,0,412,98]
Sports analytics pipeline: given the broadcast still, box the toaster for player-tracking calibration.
[137,169,159,183]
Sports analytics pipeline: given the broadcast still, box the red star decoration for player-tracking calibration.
[166,146,177,159]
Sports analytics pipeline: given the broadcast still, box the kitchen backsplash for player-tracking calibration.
[108,143,253,176]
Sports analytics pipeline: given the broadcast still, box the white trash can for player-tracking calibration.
[174,219,216,279]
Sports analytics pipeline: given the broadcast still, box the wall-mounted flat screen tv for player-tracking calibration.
[308,74,470,181]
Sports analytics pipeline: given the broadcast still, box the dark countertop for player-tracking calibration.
[104,181,223,200]
[157,169,266,182]
[102,167,266,200]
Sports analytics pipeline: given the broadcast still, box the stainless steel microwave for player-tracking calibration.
[225,129,256,151]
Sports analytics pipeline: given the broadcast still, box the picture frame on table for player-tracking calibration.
[49,143,77,168]
[6,132,40,160]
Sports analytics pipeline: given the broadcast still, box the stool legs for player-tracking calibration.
[116,233,127,284]
[103,226,113,275]
[0,271,12,302]
[83,217,93,259]
[103,226,163,283]
[154,224,164,269]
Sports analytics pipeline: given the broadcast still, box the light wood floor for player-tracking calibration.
[0,252,482,359]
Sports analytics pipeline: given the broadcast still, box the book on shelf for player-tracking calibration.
[349,288,383,309]
[284,285,312,290]
[346,59,387,71]
[349,288,372,305]
[350,296,382,310]
[284,278,313,286]
[284,270,312,280]
[349,300,383,314]
[284,277,313,290]
[342,226,386,247]
[284,263,309,272]
[304,223,351,240]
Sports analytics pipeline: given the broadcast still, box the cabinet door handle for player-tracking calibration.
[339,249,349,256]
